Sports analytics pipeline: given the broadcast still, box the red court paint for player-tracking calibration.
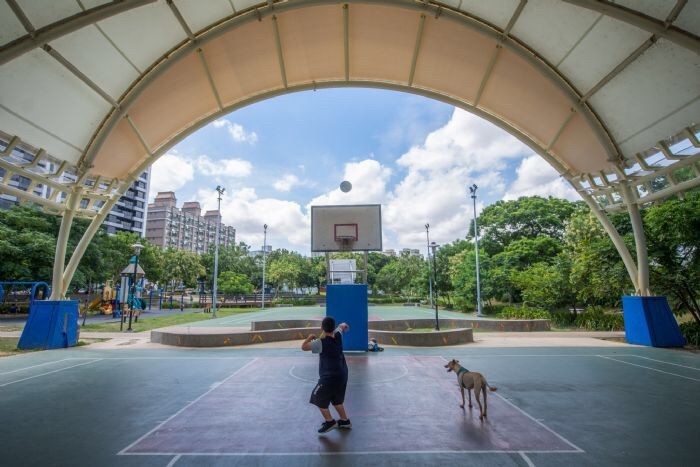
[123,356,578,455]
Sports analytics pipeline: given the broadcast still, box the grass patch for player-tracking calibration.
[0,324,24,332]
[0,337,35,356]
[80,307,260,332]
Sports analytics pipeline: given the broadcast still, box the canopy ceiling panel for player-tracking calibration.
[589,39,700,157]
[557,16,650,93]
[92,118,147,178]
[0,49,110,158]
[0,2,27,46]
[551,112,612,174]
[457,0,522,29]
[614,0,676,20]
[674,1,700,36]
[50,25,140,99]
[173,0,235,33]
[348,4,417,83]
[203,19,284,106]
[278,5,345,85]
[17,0,84,30]
[92,1,186,72]
[0,0,698,202]
[511,0,601,65]
[412,15,496,102]
[128,52,219,155]
[0,106,82,163]
[479,48,573,148]
[233,0,263,11]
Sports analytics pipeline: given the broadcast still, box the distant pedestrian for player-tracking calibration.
[301,316,351,433]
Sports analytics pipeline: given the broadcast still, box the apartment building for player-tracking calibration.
[145,191,235,253]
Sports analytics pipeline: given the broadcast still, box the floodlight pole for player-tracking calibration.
[430,242,440,331]
[261,224,267,309]
[425,223,433,307]
[212,185,225,318]
[470,184,483,317]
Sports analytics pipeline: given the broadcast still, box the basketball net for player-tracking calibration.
[337,237,355,251]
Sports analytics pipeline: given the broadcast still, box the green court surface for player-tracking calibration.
[1,343,698,467]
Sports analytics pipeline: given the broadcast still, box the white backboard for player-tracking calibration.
[311,204,382,252]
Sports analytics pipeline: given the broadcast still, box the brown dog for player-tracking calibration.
[444,359,497,420]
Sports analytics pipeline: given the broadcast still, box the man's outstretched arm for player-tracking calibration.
[301,333,316,351]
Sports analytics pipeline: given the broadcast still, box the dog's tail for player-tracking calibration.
[485,379,497,391]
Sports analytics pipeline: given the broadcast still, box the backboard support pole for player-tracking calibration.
[363,251,368,284]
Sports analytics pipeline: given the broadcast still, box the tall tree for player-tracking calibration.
[644,192,700,323]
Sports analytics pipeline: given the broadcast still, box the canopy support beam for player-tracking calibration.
[578,190,640,292]
[561,0,699,55]
[49,186,82,300]
[0,0,157,66]
[619,182,650,296]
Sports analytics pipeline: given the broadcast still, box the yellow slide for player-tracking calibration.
[88,297,102,310]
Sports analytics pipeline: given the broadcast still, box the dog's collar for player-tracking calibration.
[456,367,469,376]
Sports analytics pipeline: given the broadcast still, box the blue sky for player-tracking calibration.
[150,88,578,254]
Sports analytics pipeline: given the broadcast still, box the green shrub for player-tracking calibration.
[550,310,577,327]
[368,296,402,304]
[497,306,550,320]
[679,321,700,346]
[573,308,624,331]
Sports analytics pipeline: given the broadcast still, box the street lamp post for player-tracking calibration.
[261,224,268,310]
[425,223,433,308]
[430,241,440,331]
[212,185,225,318]
[469,184,483,317]
[127,242,143,332]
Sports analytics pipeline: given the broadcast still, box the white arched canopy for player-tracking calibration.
[0,0,698,298]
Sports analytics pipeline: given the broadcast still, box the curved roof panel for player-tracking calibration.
[0,0,697,192]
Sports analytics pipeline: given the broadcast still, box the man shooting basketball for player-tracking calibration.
[301,316,352,433]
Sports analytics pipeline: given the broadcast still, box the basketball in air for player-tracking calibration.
[340,181,352,193]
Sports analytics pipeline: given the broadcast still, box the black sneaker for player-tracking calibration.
[337,419,352,429]
[318,420,337,433]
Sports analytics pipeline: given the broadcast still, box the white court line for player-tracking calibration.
[628,355,700,371]
[165,454,181,467]
[0,358,74,375]
[118,358,259,456]
[597,356,700,382]
[494,394,584,453]
[0,359,102,387]
[438,355,584,453]
[287,365,408,385]
[119,449,583,456]
[519,451,536,467]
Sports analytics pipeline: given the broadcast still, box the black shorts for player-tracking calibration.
[309,379,347,408]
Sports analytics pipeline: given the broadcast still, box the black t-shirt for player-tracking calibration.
[317,331,348,383]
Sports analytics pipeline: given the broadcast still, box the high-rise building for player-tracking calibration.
[145,191,235,254]
[102,169,150,236]
[0,140,149,236]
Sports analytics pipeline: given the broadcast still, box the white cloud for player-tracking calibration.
[212,119,258,144]
[383,109,526,249]
[149,153,194,201]
[504,155,580,201]
[308,159,391,206]
[196,155,252,178]
[273,174,301,192]
[196,187,309,250]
